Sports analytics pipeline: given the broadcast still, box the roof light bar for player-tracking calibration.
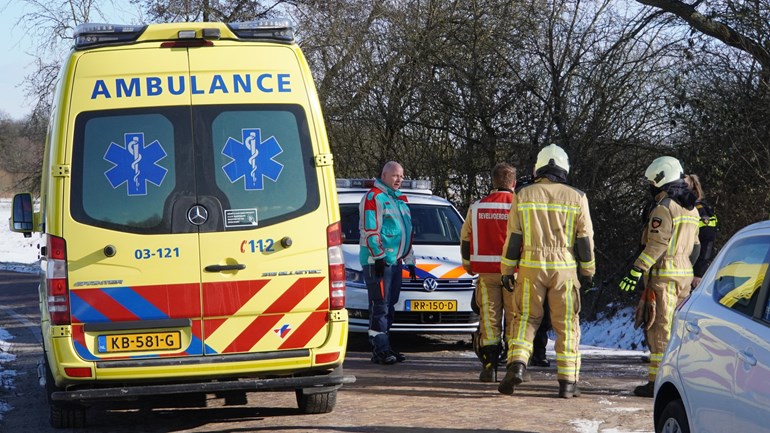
[74,23,148,49]
[178,30,197,39]
[402,179,432,190]
[336,179,433,191]
[202,28,221,39]
[228,18,294,42]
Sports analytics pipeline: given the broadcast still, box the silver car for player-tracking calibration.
[654,220,770,433]
[337,179,479,333]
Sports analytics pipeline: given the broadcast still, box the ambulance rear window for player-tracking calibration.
[71,104,318,234]
[206,106,315,225]
[72,109,182,232]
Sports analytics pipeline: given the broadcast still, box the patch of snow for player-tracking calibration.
[0,199,41,274]
[571,419,602,433]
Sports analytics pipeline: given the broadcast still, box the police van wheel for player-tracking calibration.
[295,388,337,414]
[44,355,86,428]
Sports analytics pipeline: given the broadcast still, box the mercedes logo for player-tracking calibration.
[422,277,438,292]
[187,205,209,225]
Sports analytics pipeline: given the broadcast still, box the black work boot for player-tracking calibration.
[370,333,396,365]
[390,350,406,362]
[633,381,654,398]
[498,362,526,395]
[558,380,581,398]
[478,345,500,383]
[529,354,550,367]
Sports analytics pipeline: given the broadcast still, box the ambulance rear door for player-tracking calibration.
[64,46,206,361]
[187,44,334,358]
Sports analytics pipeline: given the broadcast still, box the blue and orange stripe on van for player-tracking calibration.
[68,276,332,360]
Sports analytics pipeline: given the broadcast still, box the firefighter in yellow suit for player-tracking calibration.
[498,144,595,399]
[619,156,700,397]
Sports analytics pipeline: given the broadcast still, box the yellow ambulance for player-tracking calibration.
[9,19,352,428]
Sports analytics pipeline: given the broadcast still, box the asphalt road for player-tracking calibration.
[0,270,655,433]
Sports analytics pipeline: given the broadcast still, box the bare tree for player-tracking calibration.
[16,0,111,118]
[132,0,288,22]
[0,112,45,193]
[634,0,770,234]
[636,0,770,85]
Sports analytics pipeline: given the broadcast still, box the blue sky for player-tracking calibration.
[0,1,142,121]
[0,1,36,120]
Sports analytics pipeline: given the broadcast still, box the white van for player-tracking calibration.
[337,179,479,333]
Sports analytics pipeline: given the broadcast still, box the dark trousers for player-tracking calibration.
[532,300,551,360]
[364,263,402,336]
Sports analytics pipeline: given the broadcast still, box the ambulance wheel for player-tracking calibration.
[296,388,337,414]
[50,403,86,429]
[44,355,86,428]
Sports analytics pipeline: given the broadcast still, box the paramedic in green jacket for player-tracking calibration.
[359,161,416,365]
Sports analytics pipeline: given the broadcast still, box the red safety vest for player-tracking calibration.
[469,190,513,273]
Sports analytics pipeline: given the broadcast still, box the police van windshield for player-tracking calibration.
[340,203,462,245]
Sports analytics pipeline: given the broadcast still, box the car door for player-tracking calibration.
[675,284,736,433]
[716,235,770,433]
[188,46,334,356]
[65,48,205,359]
[681,234,770,433]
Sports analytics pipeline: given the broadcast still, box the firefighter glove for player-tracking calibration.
[620,266,643,292]
[501,274,515,292]
[374,258,386,278]
[408,265,417,281]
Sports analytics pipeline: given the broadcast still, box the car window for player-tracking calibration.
[71,105,319,234]
[71,108,185,234]
[411,204,462,244]
[713,235,770,318]
[205,105,318,229]
[339,202,463,245]
[340,203,360,244]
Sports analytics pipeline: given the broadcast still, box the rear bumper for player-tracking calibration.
[52,367,355,403]
[348,312,478,334]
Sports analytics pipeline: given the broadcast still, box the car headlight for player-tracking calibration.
[345,268,364,284]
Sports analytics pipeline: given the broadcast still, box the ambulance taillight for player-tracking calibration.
[327,222,346,310]
[45,235,71,325]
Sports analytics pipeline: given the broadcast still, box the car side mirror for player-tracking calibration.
[10,193,34,237]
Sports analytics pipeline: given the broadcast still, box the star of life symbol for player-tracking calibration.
[104,133,168,196]
[221,128,284,191]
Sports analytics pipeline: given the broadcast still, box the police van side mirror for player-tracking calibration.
[10,193,34,238]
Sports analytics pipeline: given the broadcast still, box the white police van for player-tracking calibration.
[337,179,479,333]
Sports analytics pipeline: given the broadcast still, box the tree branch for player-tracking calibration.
[636,0,770,70]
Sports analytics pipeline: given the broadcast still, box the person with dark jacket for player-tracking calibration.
[686,174,718,288]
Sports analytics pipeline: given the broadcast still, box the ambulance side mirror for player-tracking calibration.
[10,193,34,238]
